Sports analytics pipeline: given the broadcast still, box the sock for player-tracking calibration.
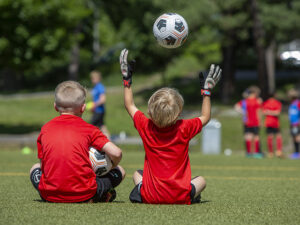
[255,139,260,153]
[267,136,273,153]
[294,142,300,153]
[245,140,251,154]
[276,136,282,152]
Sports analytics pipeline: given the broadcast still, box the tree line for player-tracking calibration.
[0,0,299,101]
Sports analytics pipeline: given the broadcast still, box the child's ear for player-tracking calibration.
[54,103,59,112]
[81,104,86,113]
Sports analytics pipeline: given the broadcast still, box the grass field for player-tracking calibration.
[1,150,300,225]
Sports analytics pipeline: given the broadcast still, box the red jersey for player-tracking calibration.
[238,97,262,127]
[263,98,282,128]
[37,114,109,203]
[133,111,203,205]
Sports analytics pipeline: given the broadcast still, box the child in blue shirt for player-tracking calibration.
[90,70,110,139]
[288,89,300,159]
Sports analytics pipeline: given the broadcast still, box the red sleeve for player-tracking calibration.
[237,101,242,107]
[133,110,148,132]
[90,128,110,151]
[183,118,203,139]
[37,133,43,159]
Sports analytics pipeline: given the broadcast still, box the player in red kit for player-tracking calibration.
[119,49,221,204]
[263,93,283,158]
[29,81,125,203]
[235,86,263,158]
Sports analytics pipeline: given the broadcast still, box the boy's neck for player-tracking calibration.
[60,112,82,118]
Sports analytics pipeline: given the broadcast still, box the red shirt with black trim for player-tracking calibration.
[37,114,109,203]
[133,111,203,205]
[237,97,262,127]
[263,98,282,128]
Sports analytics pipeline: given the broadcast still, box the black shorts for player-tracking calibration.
[91,112,105,127]
[266,127,280,134]
[244,126,259,135]
[30,168,122,203]
[291,126,300,136]
[129,183,199,204]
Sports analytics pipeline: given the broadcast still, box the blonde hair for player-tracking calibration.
[55,81,86,112]
[90,70,102,80]
[148,88,184,128]
[248,85,261,96]
[288,89,299,100]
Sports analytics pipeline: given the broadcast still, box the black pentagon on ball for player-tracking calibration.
[94,151,105,160]
[157,19,167,31]
[175,20,185,32]
[164,36,176,45]
[166,13,176,15]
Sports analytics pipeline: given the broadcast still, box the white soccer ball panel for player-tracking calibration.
[89,147,112,176]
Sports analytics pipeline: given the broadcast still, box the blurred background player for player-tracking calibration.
[263,93,283,158]
[90,70,110,139]
[235,86,263,158]
[288,89,300,159]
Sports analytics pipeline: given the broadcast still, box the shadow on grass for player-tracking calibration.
[200,200,211,204]
[0,124,41,134]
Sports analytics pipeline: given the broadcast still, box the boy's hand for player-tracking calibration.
[120,48,135,87]
[201,64,222,96]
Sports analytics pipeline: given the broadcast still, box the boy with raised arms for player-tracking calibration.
[119,49,221,204]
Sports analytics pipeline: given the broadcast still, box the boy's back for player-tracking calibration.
[134,111,202,204]
[263,98,282,128]
[239,97,261,127]
[38,114,109,203]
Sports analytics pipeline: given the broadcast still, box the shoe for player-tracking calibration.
[191,194,201,204]
[267,152,274,158]
[275,151,284,158]
[290,152,300,159]
[100,188,116,202]
[246,153,253,158]
[253,153,264,159]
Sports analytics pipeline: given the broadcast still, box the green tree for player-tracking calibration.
[0,0,90,91]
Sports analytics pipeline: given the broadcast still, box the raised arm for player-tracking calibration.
[199,65,222,126]
[120,49,138,118]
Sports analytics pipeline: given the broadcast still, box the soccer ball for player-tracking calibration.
[153,13,188,49]
[89,147,112,176]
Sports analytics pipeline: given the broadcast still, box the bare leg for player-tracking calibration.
[191,176,206,197]
[115,165,126,180]
[30,163,41,174]
[133,170,143,185]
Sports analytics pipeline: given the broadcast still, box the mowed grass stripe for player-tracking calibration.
[1,172,300,181]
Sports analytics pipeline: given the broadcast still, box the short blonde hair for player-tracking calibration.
[55,81,86,112]
[248,85,261,96]
[148,88,184,128]
[288,89,299,100]
[90,70,102,80]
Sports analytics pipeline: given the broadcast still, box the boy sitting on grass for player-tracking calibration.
[119,49,221,204]
[29,81,125,203]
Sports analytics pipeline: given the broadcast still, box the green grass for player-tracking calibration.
[1,150,300,225]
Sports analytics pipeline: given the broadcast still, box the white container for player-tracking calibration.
[202,119,221,154]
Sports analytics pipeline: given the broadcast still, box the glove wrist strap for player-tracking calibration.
[123,78,132,87]
[201,89,211,96]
